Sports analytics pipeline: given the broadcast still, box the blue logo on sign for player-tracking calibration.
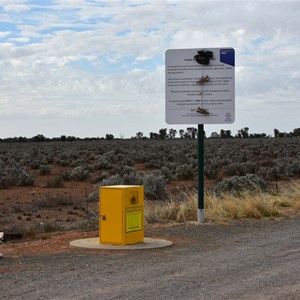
[220,49,235,66]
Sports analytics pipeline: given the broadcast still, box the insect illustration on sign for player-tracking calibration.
[196,107,209,115]
[197,75,210,85]
[196,74,210,115]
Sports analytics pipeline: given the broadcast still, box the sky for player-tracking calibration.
[0,0,299,139]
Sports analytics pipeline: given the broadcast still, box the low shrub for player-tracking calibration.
[42,222,62,233]
[87,190,99,202]
[175,163,195,180]
[91,171,109,184]
[70,166,90,181]
[142,173,166,200]
[30,160,40,170]
[2,166,35,187]
[160,166,174,182]
[214,174,267,197]
[122,168,141,185]
[61,170,71,181]
[17,168,35,186]
[94,158,113,170]
[99,174,123,186]
[33,196,74,209]
[39,165,51,175]
[0,169,9,188]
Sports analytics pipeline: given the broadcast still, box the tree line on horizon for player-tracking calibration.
[138,127,299,139]
[0,127,299,143]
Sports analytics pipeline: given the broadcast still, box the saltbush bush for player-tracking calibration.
[2,167,35,187]
[91,171,109,184]
[39,165,51,175]
[175,163,195,180]
[160,166,174,182]
[100,174,123,186]
[33,196,74,208]
[86,190,99,202]
[95,171,167,200]
[214,174,267,197]
[142,173,166,200]
[30,160,40,170]
[122,169,141,185]
[61,170,70,181]
[0,169,8,188]
[94,157,113,170]
[70,166,90,181]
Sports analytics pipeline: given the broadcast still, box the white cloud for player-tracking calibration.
[3,4,30,12]
[0,0,299,138]
[0,31,10,38]
[8,37,30,43]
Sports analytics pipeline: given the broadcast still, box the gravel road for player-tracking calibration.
[1,216,300,300]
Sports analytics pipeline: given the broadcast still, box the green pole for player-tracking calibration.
[197,124,204,223]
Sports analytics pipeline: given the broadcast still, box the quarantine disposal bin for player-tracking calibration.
[99,185,144,245]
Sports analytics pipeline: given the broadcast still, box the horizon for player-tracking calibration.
[1,125,299,140]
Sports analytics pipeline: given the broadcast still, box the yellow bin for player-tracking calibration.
[99,185,144,245]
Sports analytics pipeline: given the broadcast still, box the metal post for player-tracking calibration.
[197,124,204,223]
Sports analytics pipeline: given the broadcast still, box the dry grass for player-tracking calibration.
[144,194,196,224]
[144,181,300,224]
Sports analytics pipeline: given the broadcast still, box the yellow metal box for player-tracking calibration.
[99,185,144,245]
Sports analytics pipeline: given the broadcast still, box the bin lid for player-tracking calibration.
[101,185,142,189]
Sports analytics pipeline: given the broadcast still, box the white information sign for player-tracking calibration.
[165,48,235,124]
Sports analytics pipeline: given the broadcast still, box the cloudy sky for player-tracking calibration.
[0,0,299,138]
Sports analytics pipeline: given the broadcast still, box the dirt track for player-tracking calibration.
[1,216,300,300]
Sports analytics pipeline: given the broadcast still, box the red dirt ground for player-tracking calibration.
[0,164,203,256]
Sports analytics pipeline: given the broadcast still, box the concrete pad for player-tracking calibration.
[70,237,173,250]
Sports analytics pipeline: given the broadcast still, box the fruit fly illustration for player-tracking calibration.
[196,107,209,115]
[196,75,210,85]
[196,75,210,115]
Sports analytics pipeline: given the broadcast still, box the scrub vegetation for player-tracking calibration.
[0,137,300,238]
[1,137,300,192]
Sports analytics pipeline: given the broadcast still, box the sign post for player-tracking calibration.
[165,48,235,223]
[198,123,204,223]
